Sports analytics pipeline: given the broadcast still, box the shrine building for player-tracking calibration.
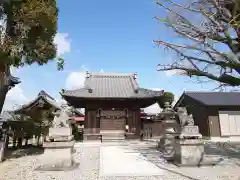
[61,72,163,140]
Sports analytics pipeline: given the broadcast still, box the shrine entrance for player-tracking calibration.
[99,109,126,134]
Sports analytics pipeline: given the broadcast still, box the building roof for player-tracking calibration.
[174,91,240,107]
[61,72,163,99]
[74,108,84,116]
[9,75,21,87]
[0,111,15,122]
[14,90,62,113]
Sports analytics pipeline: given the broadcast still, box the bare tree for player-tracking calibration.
[155,0,240,88]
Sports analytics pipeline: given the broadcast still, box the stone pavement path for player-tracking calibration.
[99,146,165,176]
[0,141,240,180]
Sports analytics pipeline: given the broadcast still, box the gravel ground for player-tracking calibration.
[0,141,240,180]
[0,145,99,180]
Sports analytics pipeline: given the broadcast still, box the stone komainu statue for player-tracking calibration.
[177,107,194,127]
[187,114,194,126]
[52,109,69,128]
[177,107,188,127]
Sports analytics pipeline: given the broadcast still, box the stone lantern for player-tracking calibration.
[158,102,179,161]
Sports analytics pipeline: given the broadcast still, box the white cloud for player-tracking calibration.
[3,85,29,110]
[54,33,71,57]
[65,67,105,90]
[65,69,86,90]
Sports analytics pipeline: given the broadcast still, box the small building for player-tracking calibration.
[174,91,240,142]
[69,108,85,125]
[61,72,164,140]
[14,90,62,117]
[140,110,163,137]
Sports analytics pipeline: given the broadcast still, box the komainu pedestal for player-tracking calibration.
[37,141,76,170]
[174,139,204,166]
[174,108,204,166]
[36,109,78,171]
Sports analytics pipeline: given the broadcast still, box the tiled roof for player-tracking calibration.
[62,72,163,99]
[0,111,15,122]
[9,75,21,86]
[14,90,62,113]
[74,108,85,116]
[176,91,240,106]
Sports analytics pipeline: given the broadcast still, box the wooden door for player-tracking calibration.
[99,109,126,133]
[100,118,125,131]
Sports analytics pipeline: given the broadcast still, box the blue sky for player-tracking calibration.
[5,0,217,112]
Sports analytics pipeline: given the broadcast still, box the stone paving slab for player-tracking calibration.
[100,146,165,177]
[126,141,240,180]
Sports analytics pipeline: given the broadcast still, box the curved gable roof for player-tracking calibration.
[61,72,164,99]
[14,90,62,113]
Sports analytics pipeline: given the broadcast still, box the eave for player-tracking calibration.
[14,93,62,114]
[9,75,21,87]
[62,95,160,108]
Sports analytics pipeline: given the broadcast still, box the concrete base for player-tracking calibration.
[36,141,78,171]
[174,139,204,166]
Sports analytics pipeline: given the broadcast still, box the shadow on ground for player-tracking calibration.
[123,142,200,180]
[122,141,240,180]
[4,145,44,160]
[204,142,240,161]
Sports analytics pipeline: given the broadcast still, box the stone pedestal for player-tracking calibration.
[174,139,204,166]
[179,126,202,139]
[36,127,77,171]
[37,141,78,171]
[48,127,73,142]
[174,125,204,166]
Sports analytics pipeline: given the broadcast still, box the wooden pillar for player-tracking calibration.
[87,109,97,134]
[134,108,141,135]
[96,109,100,133]
[84,108,89,129]
[127,109,133,131]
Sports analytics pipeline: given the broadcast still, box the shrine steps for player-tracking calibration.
[101,132,126,142]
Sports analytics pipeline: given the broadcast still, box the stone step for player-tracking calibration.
[101,134,126,141]
[101,133,125,136]
[102,138,125,142]
[102,136,125,139]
